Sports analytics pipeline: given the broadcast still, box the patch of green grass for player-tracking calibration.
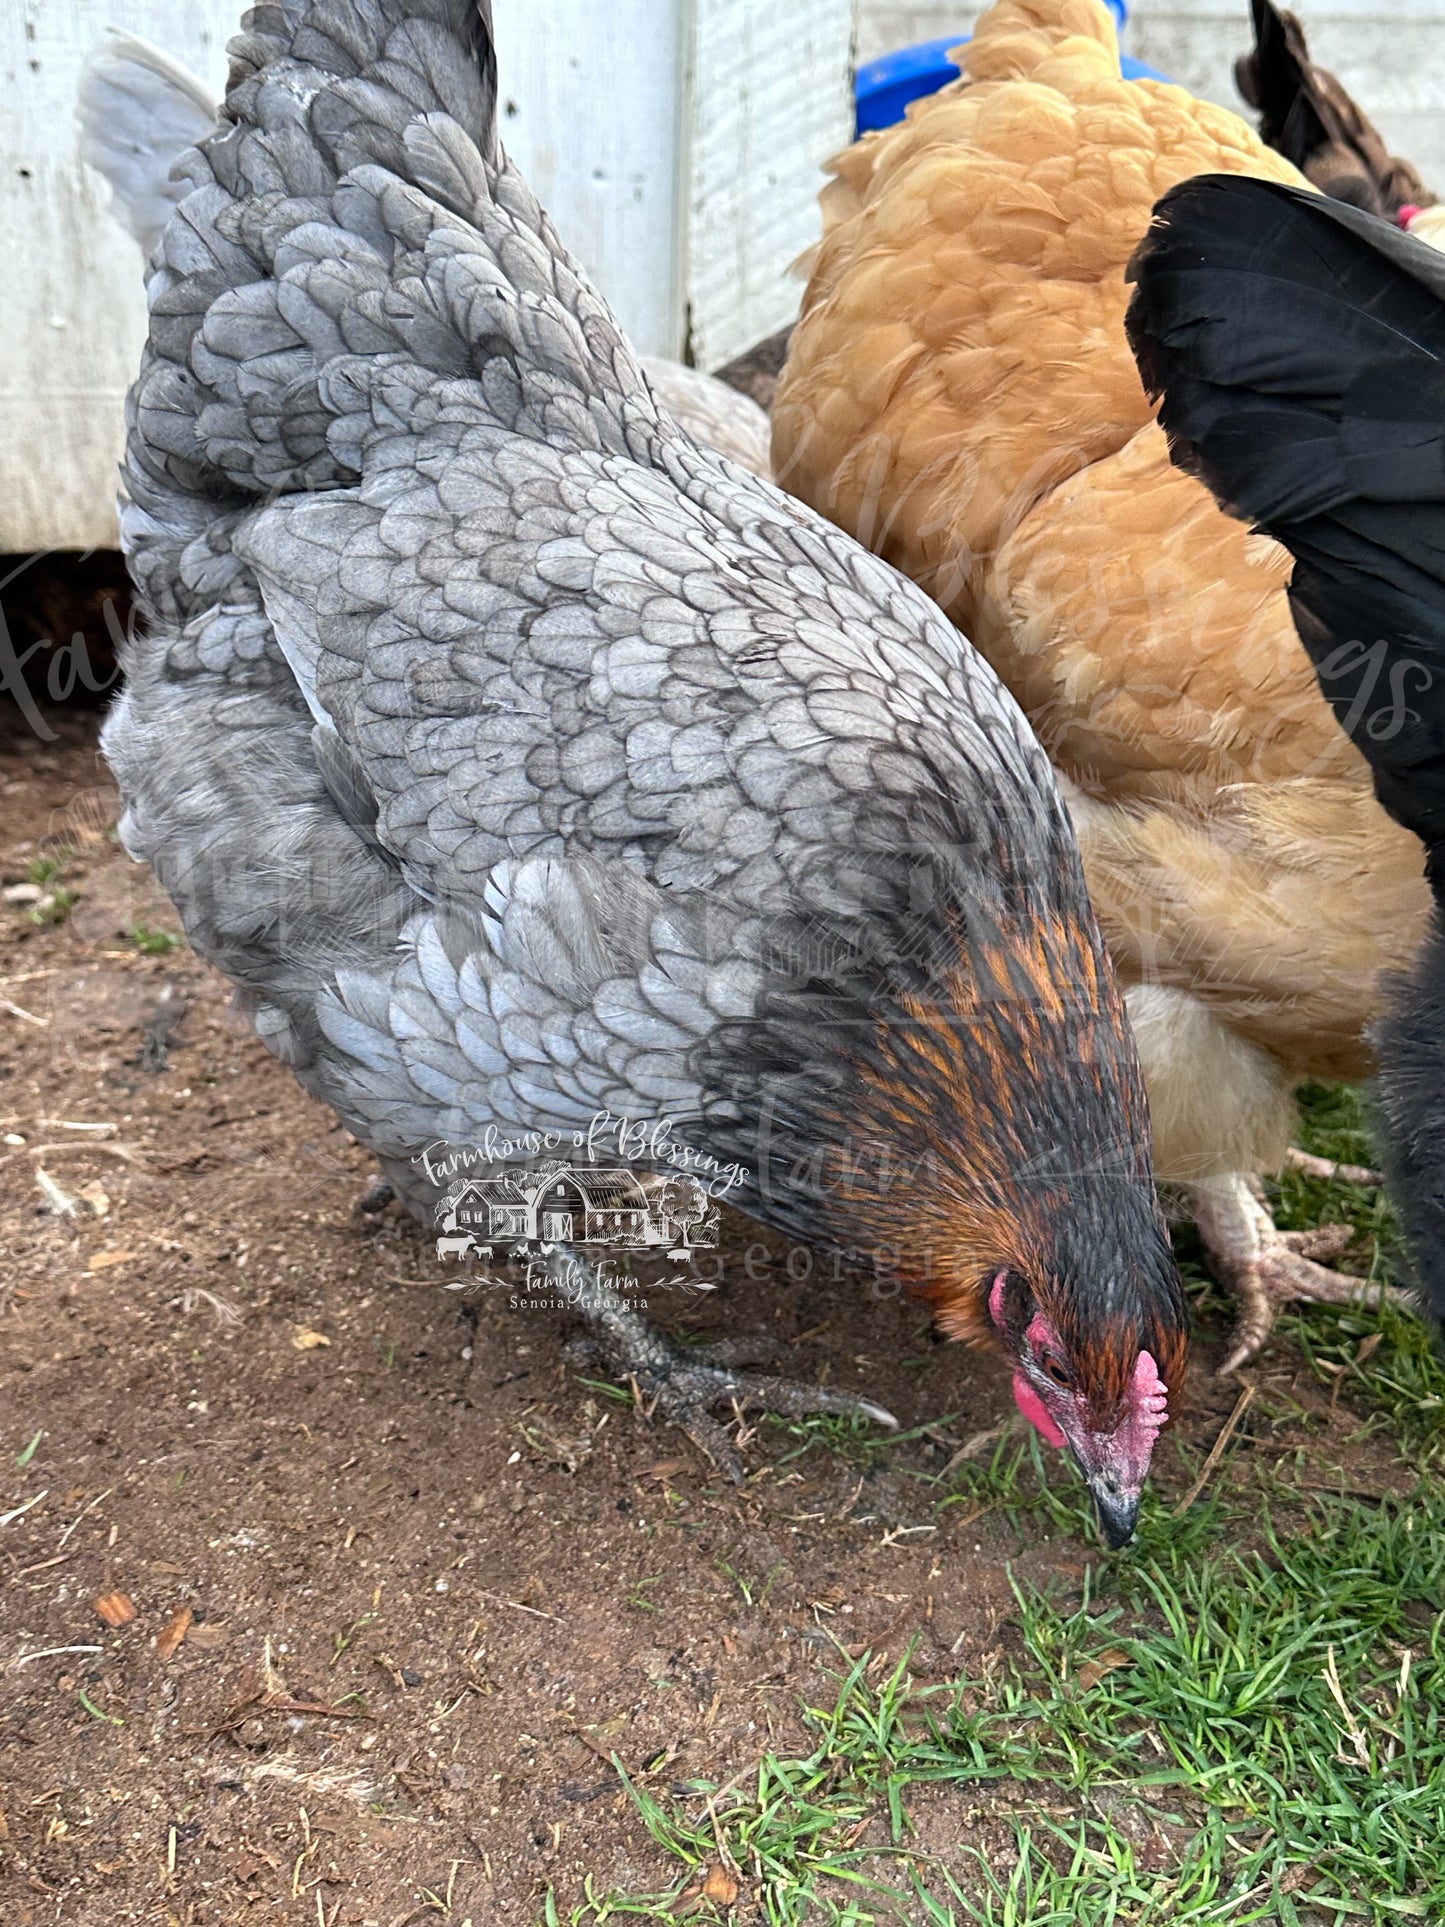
[1268,1081,1401,1266]
[1293,1081,1381,1171]
[331,1610,376,1665]
[1286,1300,1445,1469]
[715,1553,786,1611]
[77,1686,123,1726]
[1256,1082,1445,1466]
[937,1428,1085,1540]
[938,1427,1226,1566]
[129,921,182,956]
[767,1409,892,1468]
[767,1411,948,1472]
[548,1081,1445,1927]
[25,852,70,888]
[555,1475,1445,1927]
[27,885,77,926]
[20,850,78,926]
[627,1574,665,1615]
[573,1374,635,1407]
[1150,1077,1445,1467]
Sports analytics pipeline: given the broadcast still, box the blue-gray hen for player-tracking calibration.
[102,0,1185,1537]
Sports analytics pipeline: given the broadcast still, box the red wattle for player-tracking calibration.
[1012,1370,1065,1448]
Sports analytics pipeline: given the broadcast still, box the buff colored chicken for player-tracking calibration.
[773,0,1426,1369]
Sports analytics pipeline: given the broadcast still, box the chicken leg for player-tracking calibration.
[1188,1173,1413,1373]
[550,1247,897,1480]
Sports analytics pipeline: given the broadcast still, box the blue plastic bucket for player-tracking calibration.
[855,4,1169,135]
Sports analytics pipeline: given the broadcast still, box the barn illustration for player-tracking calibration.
[435,1162,717,1253]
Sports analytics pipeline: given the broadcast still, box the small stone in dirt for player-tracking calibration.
[87,1249,135,1272]
[78,1180,111,1217]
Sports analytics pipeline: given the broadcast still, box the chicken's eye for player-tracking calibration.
[1042,1355,1072,1389]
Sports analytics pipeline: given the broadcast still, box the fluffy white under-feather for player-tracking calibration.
[78,30,217,255]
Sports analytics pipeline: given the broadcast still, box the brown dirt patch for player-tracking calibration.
[0,703,1408,1926]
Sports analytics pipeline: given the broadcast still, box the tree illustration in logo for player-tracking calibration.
[653,1177,720,1251]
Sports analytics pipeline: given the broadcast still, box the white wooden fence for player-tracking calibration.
[4,0,1444,553]
[0,0,855,553]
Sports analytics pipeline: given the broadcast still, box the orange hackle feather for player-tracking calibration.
[799,899,1187,1431]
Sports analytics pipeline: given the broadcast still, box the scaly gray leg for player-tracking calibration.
[549,1246,897,1480]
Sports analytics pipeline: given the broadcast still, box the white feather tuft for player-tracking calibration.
[78,31,217,255]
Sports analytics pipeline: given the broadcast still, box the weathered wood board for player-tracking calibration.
[0,0,854,553]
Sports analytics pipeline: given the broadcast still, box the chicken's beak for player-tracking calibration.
[1087,1472,1139,1550]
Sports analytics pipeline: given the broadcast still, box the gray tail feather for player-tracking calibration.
[224,1,497,159]
[78,32,219,257]
[122,0,524,609]
[106,5,515,1099]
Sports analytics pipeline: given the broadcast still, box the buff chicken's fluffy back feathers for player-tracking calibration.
[774,0,1433,1363]
[774,0,1427,1094]
[782,0,1305,617]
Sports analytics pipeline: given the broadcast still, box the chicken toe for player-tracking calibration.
[1188,1174,1413,1373]
[552,1248,898,1480]
[1281,1147,1384,1187]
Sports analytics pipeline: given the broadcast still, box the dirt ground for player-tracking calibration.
[0,685,1411,1926]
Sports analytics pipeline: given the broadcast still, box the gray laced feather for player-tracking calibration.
[103,0,1125,1259]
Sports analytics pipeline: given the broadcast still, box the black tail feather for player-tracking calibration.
[1127,173,1445,1323]
[1125,175,1445,862]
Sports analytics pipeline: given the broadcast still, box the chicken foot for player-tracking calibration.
[1189,1172,1413,1374]
[1281,1147,1384,1187]
[549,1246,898,1480]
